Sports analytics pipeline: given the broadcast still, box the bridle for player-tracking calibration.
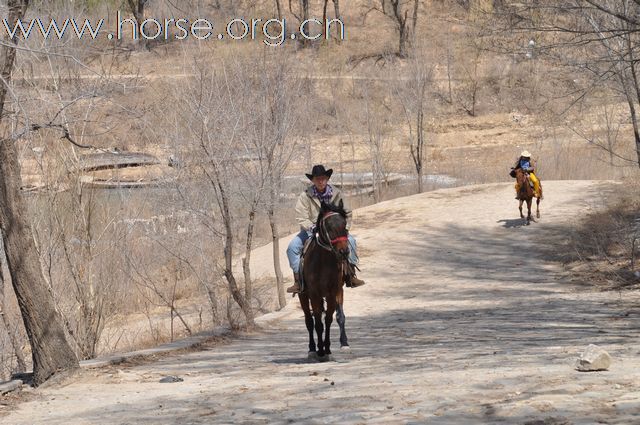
[315,211,348,257]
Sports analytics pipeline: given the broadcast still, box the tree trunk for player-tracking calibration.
[242,209,256,303]
[300,0,310,46]
[275,0,283,19]
[0,0,79,386]
[323,0,329,38]
[390,0,409,58]
[635,125,640,168]
[127,0,146,26]
[333,0,342,21]
[412,0,419,34]
[333,0,343,44]
[372,154,381,203]
[268,208,286,309]
[0,146,80,385]
[213,170,255,328]
[623,93,640,168]
[446,31,454,104]
[414,136,424,194]
[415,82,426,193]
[0,242,26,373]
[623,26,640,167]
[398,23,408,58]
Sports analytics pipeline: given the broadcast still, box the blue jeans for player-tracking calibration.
[286,229,359,273]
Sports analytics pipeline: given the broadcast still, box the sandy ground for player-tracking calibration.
[3,180,640,424]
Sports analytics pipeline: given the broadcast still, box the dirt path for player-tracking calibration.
[4,180,640,424]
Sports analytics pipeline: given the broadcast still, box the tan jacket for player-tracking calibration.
[295,184,352,232]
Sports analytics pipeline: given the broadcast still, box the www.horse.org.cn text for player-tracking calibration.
[2,12,347,47]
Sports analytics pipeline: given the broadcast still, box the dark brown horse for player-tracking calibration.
[515,168,541,224]
[299,200,350,360]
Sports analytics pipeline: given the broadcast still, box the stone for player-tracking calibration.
[159,376,183,383]
[575,344,611,371]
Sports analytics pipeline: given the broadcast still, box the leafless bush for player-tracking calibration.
[563,180,640,288]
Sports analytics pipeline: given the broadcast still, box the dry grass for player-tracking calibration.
[562,178,640,289]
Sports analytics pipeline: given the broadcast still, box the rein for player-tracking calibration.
[315,212,347,256]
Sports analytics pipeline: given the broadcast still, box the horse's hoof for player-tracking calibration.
[307,351,318,360]
[340,346,352,355]
[317,354,332,362]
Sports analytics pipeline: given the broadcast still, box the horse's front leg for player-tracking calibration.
[526,199,532,223]
[324,297,336,357]
[336,303,349,347]
[536,197,541,219]
[300,294,316,354]
[311,299,325,357]
[519,199,524,219]
[335,291,349,348]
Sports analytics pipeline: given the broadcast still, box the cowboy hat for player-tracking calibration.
[306,164,333,180]
[520,150,532,158]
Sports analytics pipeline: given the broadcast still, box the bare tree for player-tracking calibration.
[247,55,303,310]
[367,0,421,58]
[172,57,258,328]
[456,44,481,117]
[392,49,433,193]
[506,0,640,167]
[126,0,149,28]
[323,0,343,43]
[362,82,392,202]
[0,0,78,385]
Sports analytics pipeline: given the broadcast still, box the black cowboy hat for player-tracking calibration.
[306,164,333,180]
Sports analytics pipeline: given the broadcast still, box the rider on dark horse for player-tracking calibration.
[286,164,365,294]
[512,150,542,199]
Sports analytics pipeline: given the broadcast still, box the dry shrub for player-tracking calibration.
[564,179,640,288]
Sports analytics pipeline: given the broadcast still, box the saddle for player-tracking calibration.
[302,237,313,256]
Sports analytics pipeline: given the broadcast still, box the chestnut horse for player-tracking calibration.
[298,200,350,360]
[515,168,541,224]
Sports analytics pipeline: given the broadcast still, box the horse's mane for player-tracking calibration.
[316,201,348,225]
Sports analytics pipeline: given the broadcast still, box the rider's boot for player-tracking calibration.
[345,263,365,288]
[286,272,301,294]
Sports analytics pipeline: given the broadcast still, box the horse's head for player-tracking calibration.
[316,200,349,259]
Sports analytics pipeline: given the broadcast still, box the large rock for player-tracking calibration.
[575,344,611,371]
